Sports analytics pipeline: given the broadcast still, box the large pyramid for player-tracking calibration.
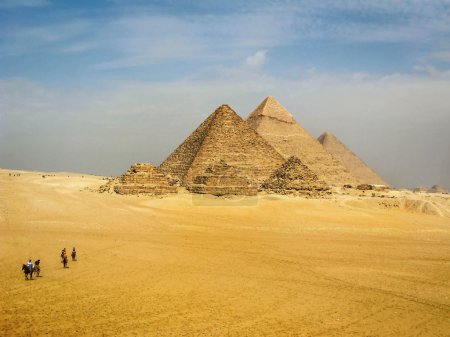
[247,96,358,186]
[317,131,388,186]
[159,104,285,188]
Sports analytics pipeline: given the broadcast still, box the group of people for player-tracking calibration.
[22,247,77,279]
[60,247,77,268]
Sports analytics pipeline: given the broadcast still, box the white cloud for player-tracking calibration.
[245,50,267,68]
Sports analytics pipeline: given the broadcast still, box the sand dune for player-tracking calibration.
[1,169,449,336]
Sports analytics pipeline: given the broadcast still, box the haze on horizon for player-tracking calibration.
[0,0,449,189]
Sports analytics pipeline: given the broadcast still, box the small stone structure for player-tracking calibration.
[428,185,448,194]
[187,160,257,196]
[114,163,177,195]
[413,186,428,193]
[261,156,330,197]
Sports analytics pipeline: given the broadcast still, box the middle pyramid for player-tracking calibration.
[247,97,359,186]
[159,104,285,187]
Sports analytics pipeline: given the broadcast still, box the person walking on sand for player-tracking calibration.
[62,249,68,268]
[71,247,77,261]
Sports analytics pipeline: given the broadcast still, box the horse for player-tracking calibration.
[22,264,33,280]
[71,250,76,261]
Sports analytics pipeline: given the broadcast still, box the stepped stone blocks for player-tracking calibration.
[160,104,285,190]
[318,131,388,186]
[187,160,257,196]
[114,163,177,195]
[247,96,358,186]
[262,156,331,197]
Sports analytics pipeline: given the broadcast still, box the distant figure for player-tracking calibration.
[60,248,66,262]
[34,259,41,277]
[26,259,33,274]
[22,263,33,280]
[62,250,68,268]
[71,247,77,261]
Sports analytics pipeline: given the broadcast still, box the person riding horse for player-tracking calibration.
[22,259,34,280]
[26,259,33,273]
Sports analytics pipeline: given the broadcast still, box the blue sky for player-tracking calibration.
[1,0,450,188]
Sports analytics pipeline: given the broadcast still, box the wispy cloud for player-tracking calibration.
[0,0,49,9]
[3,1,448,69]
[1,20,91,56]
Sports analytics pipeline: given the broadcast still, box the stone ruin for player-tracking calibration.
[113,163,177,195]
[187,160,257,196]
[261,156,331,197]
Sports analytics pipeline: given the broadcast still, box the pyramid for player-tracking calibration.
[159,104,285,189]
[247,96,358,186]
[413,186,427,193]
[261,156,330,196]
[428,185,448,194]
[187,160,257,196]
[318,131,388,186]
[114,163,177,195]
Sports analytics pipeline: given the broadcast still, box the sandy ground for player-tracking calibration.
[1,169,449,337]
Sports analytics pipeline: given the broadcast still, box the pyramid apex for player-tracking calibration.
[318,131,336,144]
[248,96,294,123]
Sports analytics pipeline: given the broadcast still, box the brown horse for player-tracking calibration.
[22,264,33,280]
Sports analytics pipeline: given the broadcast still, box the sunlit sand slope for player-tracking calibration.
[1,169,449,336]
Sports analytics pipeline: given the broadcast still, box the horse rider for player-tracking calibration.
[26,259,33,273]
[61,248,66,262]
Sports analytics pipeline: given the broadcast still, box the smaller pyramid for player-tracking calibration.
[247,97,358,186]
[248,96,294,123]
[428,185,448,194]
[114,163,177,195]
[261,156,330,197]
[413,186,428,193]
[318,132,388,186]
[187,160,257,196]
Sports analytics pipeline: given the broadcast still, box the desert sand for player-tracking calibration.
[1,169,449,336]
